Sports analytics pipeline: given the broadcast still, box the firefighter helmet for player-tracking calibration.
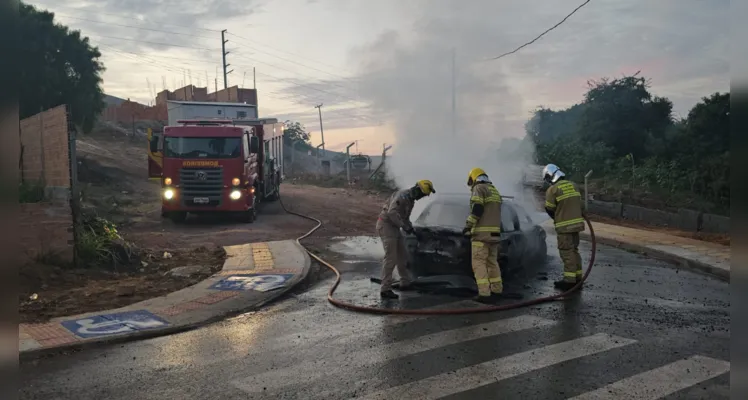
[467,167,487,187]
[415,180,436,196]
[542,164,565,184]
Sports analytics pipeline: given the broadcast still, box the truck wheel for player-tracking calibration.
[169,211,187,224]
[241,207,256,223]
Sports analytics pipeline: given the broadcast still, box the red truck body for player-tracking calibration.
[151,118,283,223]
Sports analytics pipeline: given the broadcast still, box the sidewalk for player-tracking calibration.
[19,240,311,357]
[542,220,730,281]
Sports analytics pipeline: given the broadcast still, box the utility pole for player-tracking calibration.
[253,67,256,89]
[315,104,325,157]
[221,30,233,89]
[451,47,457,137]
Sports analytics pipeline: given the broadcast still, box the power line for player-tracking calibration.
[227,32,355,81]
[485,0,593,61]
[88,34,217,51]
[225,31,354,76]
[56,14,214,39]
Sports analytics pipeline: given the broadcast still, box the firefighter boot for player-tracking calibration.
[553,280,578,291]
[380,290,399,299]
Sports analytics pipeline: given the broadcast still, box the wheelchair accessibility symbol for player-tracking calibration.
[209,274,294,292]
[61,310,169,339]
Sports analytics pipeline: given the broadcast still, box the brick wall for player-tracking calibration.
[20,105,70,188]
[101,101,168,123]
[19,106,76,265]
[19,201,74,264]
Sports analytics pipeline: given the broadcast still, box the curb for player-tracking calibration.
[20,245,313,361]
[542,225,729,282]
[579,232,730,283]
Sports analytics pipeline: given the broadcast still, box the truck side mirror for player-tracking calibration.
[249,136,260,154]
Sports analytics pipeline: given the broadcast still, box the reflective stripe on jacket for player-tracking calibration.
[466,182,502,243]
[545,179,585,233]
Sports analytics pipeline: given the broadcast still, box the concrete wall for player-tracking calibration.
[586,199,729,234]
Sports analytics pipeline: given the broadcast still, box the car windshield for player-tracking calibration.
[414,199,524,232]
[164,137,241,159]
[415,201,470,229]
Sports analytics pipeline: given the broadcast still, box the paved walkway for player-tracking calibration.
[543,219,730,281]
[19,240,311,356]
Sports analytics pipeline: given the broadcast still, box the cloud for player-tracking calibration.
[38,0,267,53]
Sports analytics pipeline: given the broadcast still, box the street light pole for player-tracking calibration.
[346,142,356,184]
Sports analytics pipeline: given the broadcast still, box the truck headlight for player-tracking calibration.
[230,190,242,200]
[164,177,172,185]
[164,188,175,200]
[231,177,240,186]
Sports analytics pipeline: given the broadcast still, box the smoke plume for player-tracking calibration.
[348,1,539,217]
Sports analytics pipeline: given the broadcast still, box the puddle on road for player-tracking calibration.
[328,236,384,260]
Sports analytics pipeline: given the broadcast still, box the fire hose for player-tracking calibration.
[278,195,596,315]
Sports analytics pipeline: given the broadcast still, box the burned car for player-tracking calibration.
[404,194,547,283]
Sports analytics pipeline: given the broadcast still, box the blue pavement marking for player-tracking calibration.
[61,310,170,339]
[210,274,294,292]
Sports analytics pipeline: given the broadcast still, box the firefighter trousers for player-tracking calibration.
[471,241,503,297]
[557,232,582,283]
[376,220,413,292]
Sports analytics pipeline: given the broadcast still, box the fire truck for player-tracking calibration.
[147,118,284,223]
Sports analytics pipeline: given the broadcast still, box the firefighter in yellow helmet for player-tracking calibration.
[543,164,586,291]
[376,180,436,299]
[462,168,504,303]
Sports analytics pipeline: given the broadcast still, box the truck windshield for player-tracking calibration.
[164,137,242,159]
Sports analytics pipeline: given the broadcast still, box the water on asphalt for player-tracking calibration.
[19,235,730,400]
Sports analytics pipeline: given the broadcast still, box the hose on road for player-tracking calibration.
[278,195,596,315]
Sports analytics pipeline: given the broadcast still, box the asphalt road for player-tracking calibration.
[19,237,730,400]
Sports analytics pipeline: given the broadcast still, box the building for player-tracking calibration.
[166,101,258,126]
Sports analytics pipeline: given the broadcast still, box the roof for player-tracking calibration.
[166,100,257,107]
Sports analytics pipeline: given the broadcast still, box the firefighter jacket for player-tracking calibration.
[378,189,414,231]
[465,182,502,243]
[545,179,586,233]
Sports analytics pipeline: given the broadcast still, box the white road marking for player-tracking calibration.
[358,333,637,400]
[569,355,730,400]
[231,315,556,394]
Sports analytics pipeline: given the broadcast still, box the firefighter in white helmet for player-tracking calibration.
[543,163,586,291]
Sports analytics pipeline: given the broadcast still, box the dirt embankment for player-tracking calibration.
[21,123,390,323]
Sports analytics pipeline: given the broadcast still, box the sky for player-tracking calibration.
[32,0,729,155]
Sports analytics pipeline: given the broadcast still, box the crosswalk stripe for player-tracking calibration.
[569,355,730,400]
[231,315,555,394]
[357,333,637,400]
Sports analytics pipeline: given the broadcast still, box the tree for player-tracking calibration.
[19,3,105,132]
[283,120,310,147]
[578,75,673,158]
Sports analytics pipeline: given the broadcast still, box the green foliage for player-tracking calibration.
[283,120,311,147]
[19,3,105,133]
[76,215,129,268]
[19,180,46,203]
[527,73,729,213]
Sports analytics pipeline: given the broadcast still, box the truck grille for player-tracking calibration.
[179,167,223,207]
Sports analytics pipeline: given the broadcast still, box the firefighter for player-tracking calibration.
[543,163,586,291]
[462,168,504,303]
[376,180,436,299]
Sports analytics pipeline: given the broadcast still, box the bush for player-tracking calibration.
[76,215,136,269]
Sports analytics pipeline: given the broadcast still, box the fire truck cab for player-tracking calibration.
[148,118,284,223]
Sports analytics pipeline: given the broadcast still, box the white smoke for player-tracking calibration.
[348,1,540,218]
